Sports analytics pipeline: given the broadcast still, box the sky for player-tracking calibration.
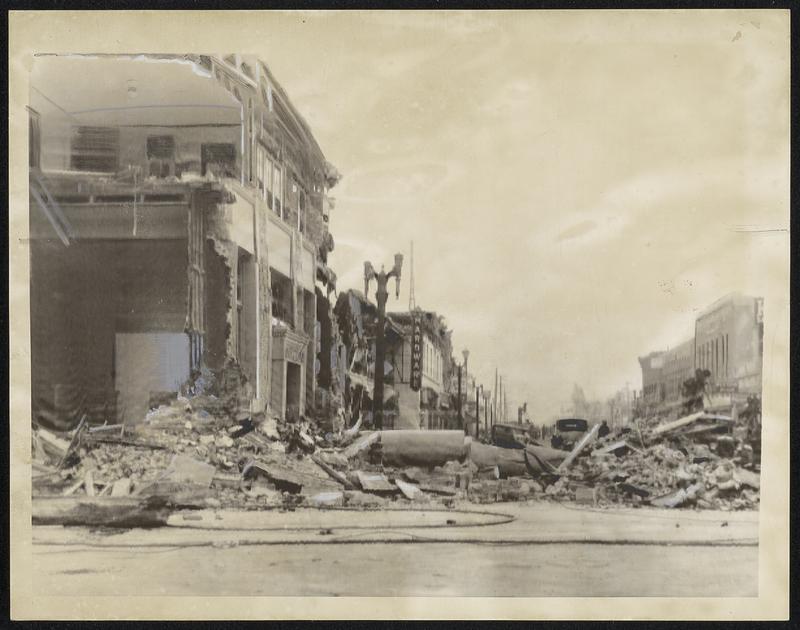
[12,10,790,423]
[240,10,790,422]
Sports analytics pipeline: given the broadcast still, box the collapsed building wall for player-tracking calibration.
[30,237,189,430]
[29,53,341,429]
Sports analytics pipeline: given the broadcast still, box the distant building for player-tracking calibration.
[637,351,665,411]
[635,293,764,417]
[661,338,695,403]
[694,293,764,395]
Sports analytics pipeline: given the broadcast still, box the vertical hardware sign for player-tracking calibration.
[411,316,423,392]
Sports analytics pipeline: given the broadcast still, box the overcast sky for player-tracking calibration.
[246,10,789,421]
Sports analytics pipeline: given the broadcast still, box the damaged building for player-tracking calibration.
[29,53,341,430]
[333,291,456,431]
[635,292,764,417]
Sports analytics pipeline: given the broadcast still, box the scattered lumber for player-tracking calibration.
[555,423,601,473]
[341,431,379,459]
[310,454,355,490]
[355,471,396,493]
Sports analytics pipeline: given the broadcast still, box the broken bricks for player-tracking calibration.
[242,460,305,494]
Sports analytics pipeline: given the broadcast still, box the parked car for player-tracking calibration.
[550,418,589,451]
[490,423,533,449]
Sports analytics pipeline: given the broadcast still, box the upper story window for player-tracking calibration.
[70,126,120,173]
[297,181,307,234]
[257,143,283,217]
[146,135,176,178]
[201,142,237,179]
[272,161,283,217]
[256,144,267,198]
[28,107,41,169]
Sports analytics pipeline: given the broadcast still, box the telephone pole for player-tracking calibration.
[494,368,499,425]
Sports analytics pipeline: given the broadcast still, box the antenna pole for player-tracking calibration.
[409,241,416,311]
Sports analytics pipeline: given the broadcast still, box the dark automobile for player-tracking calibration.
[491,423,533,449]
[550,418,589,450]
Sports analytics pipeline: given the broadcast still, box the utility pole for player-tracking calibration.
[475,384,481,439]
[483,388,490,441]
[492,368,498,424]
[462,349,469,431]
[364,254,403,430]
[457,364,463,428]
[500,375,505,423]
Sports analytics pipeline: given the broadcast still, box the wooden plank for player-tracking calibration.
[555,423,601,473]
[58,415,88,469]
[341,431,379,459]
[310,454,355,490]
[61,477,85,496]
[355,471,396,493]
[395,478,424,500]
[84,470,96,497]
[651,411,705,436]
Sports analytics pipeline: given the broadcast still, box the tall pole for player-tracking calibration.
[483,390,489,440]
[457,364,463,428]
[461,349,469,433]
[364,255,403,431]
[494,368,499,424]
[499,374,504,423]
[475,384,480,439]
[373,283,388,430]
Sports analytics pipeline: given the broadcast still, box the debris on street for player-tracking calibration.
[31,372,761,529]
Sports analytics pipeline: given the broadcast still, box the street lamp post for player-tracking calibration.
[364,254,403,430]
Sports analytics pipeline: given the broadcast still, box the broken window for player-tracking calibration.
[270,270,293,327]
[201,142,237,179]
[273,162,283,217]
[146,135,176,178]
[70,126,120,173]
[28,107,41,169]
[258,146,281,214]
[298,186,307,234]
[256,144,267,198]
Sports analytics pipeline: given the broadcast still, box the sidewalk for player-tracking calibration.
[33,500,758,548]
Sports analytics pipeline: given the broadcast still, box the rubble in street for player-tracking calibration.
[31,375,761,527]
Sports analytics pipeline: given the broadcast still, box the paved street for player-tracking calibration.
[32,502,758,597]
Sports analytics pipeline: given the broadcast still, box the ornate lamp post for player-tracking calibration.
[364,254,403,430]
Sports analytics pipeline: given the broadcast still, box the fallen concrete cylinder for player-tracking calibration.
[470,443,566,477]
[378,430,469,467]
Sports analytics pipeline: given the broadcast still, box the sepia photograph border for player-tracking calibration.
[8,8,791,620]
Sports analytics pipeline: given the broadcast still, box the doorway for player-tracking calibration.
[285,362,302,420]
